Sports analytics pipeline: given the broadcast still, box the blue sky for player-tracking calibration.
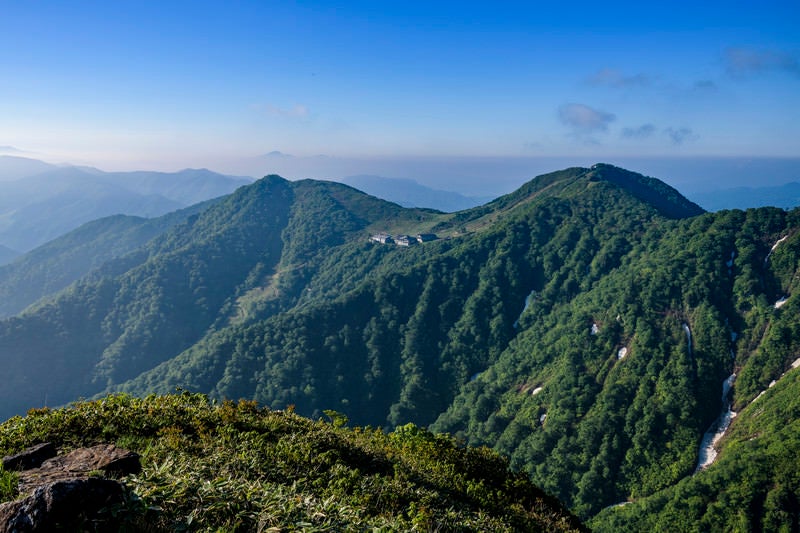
[1,1,798,189]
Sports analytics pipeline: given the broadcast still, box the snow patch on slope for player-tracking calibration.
[765,235,788,265]
[696,373,737,472]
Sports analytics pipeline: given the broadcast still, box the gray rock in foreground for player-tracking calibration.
[1,443,56,472]
[0,478,125,532]
[0,443,141,532]
[16,444,141,494]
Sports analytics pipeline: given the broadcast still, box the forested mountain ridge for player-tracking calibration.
[428,164,702,236]
[0,174,437,418]
[0,164,798,528]
[0,199,219,319]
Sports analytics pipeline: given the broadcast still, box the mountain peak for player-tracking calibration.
[586,163,705,218]
[442,164,704,233]
[264,150,293,158]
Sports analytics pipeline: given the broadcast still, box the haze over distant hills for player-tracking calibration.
[0,245,17,264]
[3,152,799,265]
[338,175,491,212]
[335,173,800,215]
[0,154,54,181]
[0,156,252,257]
[232,152,800,200]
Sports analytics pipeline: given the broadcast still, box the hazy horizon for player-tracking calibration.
[3,150,799,201]
[1,1,797,191]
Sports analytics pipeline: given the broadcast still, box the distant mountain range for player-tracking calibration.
[0,156,252,256]
[252,151,800,212]
[338,174,491,212]
[224,151,800,198]
[3,154,797,262]
[0,244,17,264]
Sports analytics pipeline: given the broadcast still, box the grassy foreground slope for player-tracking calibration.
[0,393,584,532]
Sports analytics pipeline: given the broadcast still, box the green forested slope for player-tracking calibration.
[0,175,435,418]
[0,200,216,318]
[0,164,798,528]
[432,208,800,518]
[116,165,700,432]
[587,226,800,530]
[0,177,295,416]
[591,354,800,531]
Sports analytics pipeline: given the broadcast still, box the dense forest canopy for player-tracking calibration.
[0,164,798,528]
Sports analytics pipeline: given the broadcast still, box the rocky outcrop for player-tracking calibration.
[14,444,141,494]
[1,444,55,472]
[0,443,141,532]
[0,478,125,532]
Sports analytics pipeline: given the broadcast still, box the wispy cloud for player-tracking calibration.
[664,127,698,145]
[266,104,310,118]
[253,103,311,119]
[621,124,656,139]
[724,47,800,78]
[558,103,616,136]
[587,68,651,88]
[620,124,698,145]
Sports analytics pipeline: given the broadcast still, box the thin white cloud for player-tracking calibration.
[587,68,651,88]
[252,103,311,119]
[664,127,698,145]
[265,104,310,118]
[724,47,800,78]
[621,124,656,139]
[558,103,616,135]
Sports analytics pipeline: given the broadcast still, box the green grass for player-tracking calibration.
[0,393,584,532]
[0,466,18,502]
